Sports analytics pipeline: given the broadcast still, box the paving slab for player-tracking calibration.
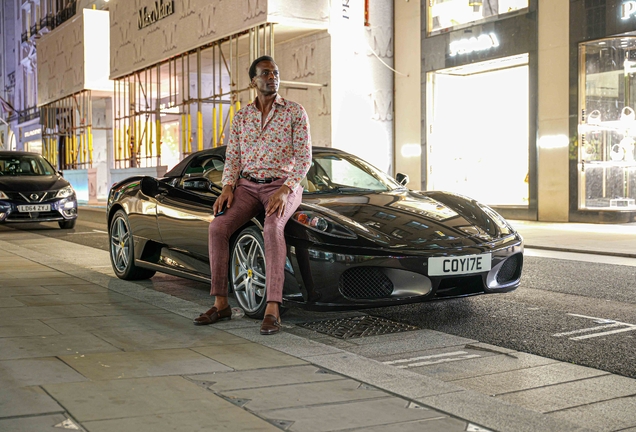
[222,379,387,411]
[82,410,278,432]
[81,301,174,316]
[0,334,120,360]
[0,320,60,338]
[386,351,560,382]
[0,297,24,307]
[0,304,107,322]
[0,277,93,287]
[417,389,595,432]
[336,330,477,358]
[344,417,475,432]
[499,374,636,413]
[12,292,133,307]
[0,285,55,296]
[0,357,87,386]
[259,396,451,432]
[453,362,610,395]
[44,284,109,295]
[192,341,308,370]
[0,385,64,418]
[305,352,464,399]
[189,364,343,392]
[43,375,257,423]
[59,348,233,380]
[227,326,347,357]
[548,395,636,432]
[0,414,85,432]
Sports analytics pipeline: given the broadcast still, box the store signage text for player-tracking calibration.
[24,128,41,138]
[138,0,174,30]
[449,33,500,57]
[342,0,350,19]
[622,1,636,19]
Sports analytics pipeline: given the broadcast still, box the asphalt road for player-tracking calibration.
[3,206,636,379]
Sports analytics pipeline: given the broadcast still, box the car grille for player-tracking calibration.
[496,254,523,284]
[338,267,394,300]
[4,191,58,203]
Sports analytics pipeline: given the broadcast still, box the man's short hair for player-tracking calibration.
[249,55,277,80]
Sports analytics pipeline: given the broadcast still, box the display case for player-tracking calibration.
[578,37,636,211]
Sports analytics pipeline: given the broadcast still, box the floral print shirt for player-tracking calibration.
[222,94,312,191]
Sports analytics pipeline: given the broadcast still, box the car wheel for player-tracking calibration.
[109,209,156,280]
[58,219,76,229]
[230,226,269,319]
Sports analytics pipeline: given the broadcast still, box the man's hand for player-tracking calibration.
[266,185,292,217]
[213,185,234,215]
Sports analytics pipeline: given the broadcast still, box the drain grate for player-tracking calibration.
[298,315,419,339]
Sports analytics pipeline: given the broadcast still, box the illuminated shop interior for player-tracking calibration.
[426,54,529,206]
[578,37,636,210]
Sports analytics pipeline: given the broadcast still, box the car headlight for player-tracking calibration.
[56,186,75,198]
[0,191,8,199]
[292,211,357,238]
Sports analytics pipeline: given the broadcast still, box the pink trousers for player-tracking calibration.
[208,178,302,304]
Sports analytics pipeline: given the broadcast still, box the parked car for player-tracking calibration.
[107,146,523,318]
[0,151,77,229]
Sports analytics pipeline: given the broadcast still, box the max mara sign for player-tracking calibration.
[138,0,174,30]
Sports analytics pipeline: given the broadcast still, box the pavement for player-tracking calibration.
[0,218,635,432]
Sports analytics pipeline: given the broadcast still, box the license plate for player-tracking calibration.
[18,204,51,212]
[428,253,492,276]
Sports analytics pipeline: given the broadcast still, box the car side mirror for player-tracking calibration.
[395,173,409,186]
[140,176,164,197]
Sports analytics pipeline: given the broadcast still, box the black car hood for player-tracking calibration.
[301,190,515,250]
[0,175,69,192]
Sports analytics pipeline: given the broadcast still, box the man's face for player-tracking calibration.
[252,60,279,95]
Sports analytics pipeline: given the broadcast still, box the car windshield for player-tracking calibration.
[305,153,402,193]
[0,154,56,176]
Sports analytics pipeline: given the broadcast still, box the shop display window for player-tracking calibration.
[578,38,636,211]
[427,0,528,35]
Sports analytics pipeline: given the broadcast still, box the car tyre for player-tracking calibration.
[230,226,270,319]
[58,219,76,229]
[109,209,156,280]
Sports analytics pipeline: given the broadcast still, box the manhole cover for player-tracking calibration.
[298,315,419,339]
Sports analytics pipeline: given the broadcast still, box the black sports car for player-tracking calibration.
[107,146,523,318]
[0,151,78,229]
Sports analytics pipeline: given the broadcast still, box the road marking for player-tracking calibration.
[553,313,636,341]
[66,230,108,235]
[383,351,481,369]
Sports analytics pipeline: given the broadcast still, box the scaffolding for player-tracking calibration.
[113,24,275,169]
[40,90,93,170]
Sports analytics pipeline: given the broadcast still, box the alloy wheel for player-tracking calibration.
[231,231,267,314]
[110,215,131,274]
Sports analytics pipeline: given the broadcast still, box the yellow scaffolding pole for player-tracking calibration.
[219,103,224,145]
[156,119,161,158]
[88,126,93,165]
[212,106,217,148]
[197,111,203,151]
[187,113,192,153]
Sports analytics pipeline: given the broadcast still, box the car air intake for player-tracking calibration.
[339,267,394,299]
[496,254,522,284]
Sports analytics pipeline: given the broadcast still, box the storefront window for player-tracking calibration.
[578,38,636,211]
[428,0,528,35]
[426,54,529,206]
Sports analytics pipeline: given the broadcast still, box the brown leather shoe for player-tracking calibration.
[260,314,281,335]
[193,306,232,326]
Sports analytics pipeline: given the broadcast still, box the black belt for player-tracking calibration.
[242,175,281,184]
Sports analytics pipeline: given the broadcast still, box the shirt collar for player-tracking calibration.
[249,94,286,111]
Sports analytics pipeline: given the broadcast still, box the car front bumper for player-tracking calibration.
[283,236,524,310]
[0,197,78,223]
